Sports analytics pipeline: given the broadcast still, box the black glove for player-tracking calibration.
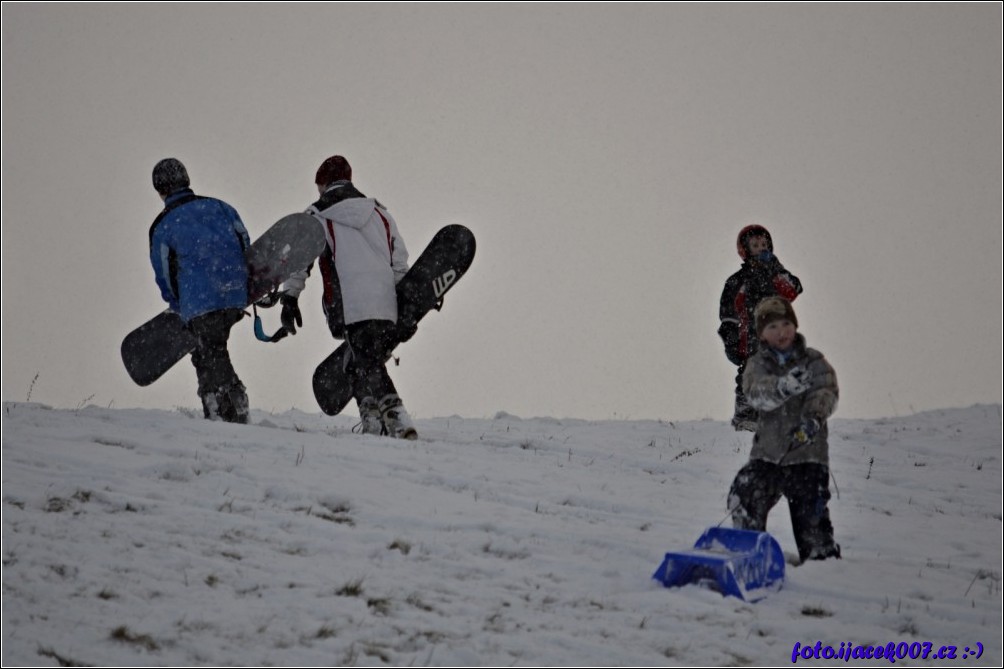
[280,295,302,335]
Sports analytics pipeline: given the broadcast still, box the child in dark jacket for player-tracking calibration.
[719,225,803,431]
[727,296,840,563]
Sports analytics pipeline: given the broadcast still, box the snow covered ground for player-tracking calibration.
[2,402,1001,666]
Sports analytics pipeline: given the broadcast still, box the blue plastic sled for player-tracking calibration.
[652,527,785,601]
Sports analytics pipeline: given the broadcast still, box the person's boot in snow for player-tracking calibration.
[202,383,249,424]
[218,383,249,424]
[200,391,221,421]
[379,394,417,440]
[356,396,384,435]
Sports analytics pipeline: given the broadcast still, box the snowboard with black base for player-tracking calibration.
[122,213,326,386]
[312,224,476,416]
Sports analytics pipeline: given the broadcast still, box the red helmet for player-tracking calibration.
[736,224,773,260]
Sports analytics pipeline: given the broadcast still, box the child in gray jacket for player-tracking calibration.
[727,296,841,562]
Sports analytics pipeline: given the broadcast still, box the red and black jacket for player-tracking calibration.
[718,260,802,366]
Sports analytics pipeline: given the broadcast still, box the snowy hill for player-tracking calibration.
[2,403,1001,666]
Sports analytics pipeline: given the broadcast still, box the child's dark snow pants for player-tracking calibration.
[728,460,841,562]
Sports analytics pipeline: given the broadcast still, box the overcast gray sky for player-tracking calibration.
[2,4,1001,421]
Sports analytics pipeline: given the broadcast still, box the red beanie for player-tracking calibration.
[315,155,352,186]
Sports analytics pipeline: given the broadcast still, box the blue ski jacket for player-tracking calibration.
[149,189,251,323]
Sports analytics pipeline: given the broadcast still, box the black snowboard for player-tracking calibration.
[312,224,476,416]
[122,213,326,386]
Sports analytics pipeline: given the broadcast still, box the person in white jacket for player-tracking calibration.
[280,155,416,439]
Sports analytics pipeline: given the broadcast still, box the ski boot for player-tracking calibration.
[379,394,418,440]
[201,383,249,424]
[220,383,250,424]
[355,397,385,436]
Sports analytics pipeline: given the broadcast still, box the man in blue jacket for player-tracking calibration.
[149,158,251,423]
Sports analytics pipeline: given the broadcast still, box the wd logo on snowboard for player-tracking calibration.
[433,269,457,298]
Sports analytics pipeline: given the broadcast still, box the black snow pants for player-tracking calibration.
[734,360,752,412]
[189,308,247,422]
[345,320,400,403]
[728,460,841,562]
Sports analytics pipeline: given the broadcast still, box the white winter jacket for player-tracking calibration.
[284,183,409,327]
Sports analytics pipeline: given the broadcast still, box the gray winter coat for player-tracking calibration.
[742,334,839,466]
